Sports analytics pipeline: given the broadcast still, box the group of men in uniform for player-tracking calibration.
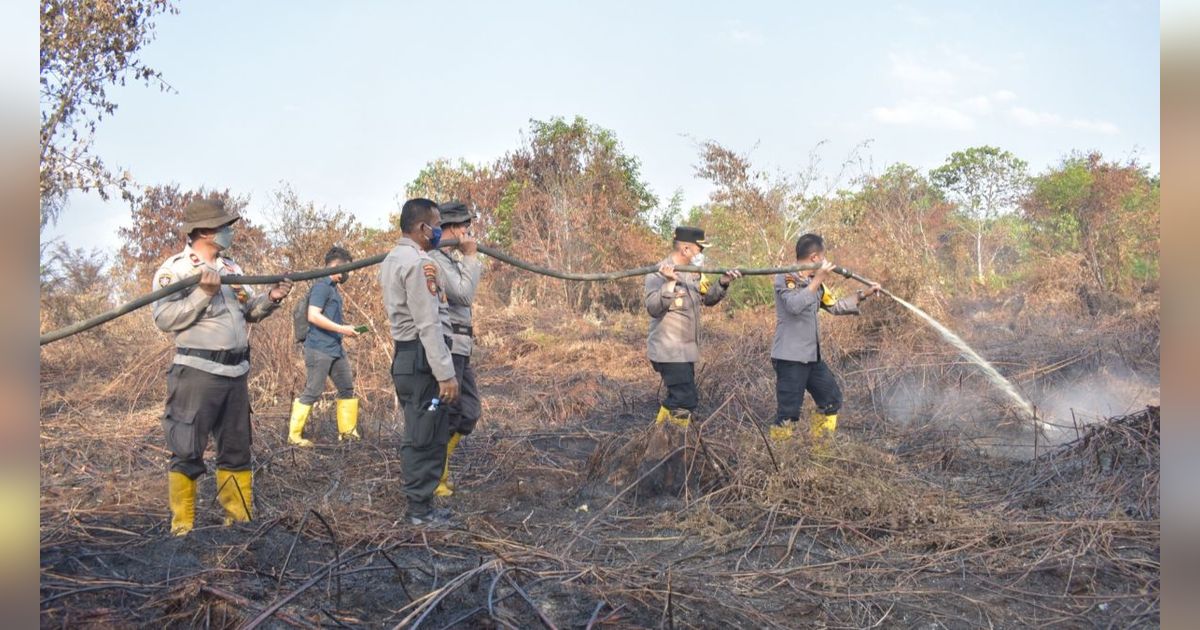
[378,198,483,525]
[645,227,880,445]
[153,198,484,532]
[152,199,875,534]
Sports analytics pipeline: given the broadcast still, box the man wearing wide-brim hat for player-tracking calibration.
[151,198,294,536]
[643,226,742,427]
[429,201,484,499]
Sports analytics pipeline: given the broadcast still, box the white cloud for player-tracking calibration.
[729,28,763,43]
[992,89,1017,102]
[962,95,993,115]
[1008,106,1120,134]
[1067,118,1121,135]
[935,44,993,76]
[888,53,956,92]
[724,20,764,44]
[1009,106,1061,126]
[871,101,976,131]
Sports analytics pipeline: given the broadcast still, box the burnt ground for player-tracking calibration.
[40,306,1159,628]
[40,393,1159,629]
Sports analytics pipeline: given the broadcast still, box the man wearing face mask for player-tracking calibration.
[429,201,483,498]
[288,246,363,447]
[770,233,880,446]
[644,226,742,427]
[380,198,460,526]
[152,199,294,536]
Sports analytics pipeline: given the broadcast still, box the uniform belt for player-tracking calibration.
[394,336,453,351]
[451,324,474,336]
[177,346,250,366]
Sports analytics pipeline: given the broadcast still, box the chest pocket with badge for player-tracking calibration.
[670,286,690,311]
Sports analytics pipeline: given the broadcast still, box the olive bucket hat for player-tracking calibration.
[182,199,241,233]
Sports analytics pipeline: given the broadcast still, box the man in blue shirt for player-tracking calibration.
[289,246,363,446]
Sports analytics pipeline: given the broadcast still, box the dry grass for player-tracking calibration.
[39,300,1159,628]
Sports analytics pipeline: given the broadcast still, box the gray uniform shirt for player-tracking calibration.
[151,246,279,377]
[379,237,456,382]
[431,248,483,357]
[771,273,860,363]
[644,256,728,363]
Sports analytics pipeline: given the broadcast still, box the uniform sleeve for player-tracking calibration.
[243,291,279,322]
[381,256,403,320]
[151,261,212,332]
[406,262,456,381]
[777,274,818,316]
[236,266,280,322]
[700,274,727,306]
[644,272,674,318]
[437,253,482,307]
[824,292,861,316]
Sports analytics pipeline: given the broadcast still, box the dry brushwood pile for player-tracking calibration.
[40,303,1159,628]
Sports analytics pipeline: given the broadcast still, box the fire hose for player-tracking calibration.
[38,239,879,346]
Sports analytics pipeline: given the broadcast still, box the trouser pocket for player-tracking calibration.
[405,399,448,449]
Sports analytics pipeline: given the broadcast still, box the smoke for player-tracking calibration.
[877,367,1159,462]
[1033,367,1160,435]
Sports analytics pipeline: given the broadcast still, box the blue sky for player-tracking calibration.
[42,0,1160,254]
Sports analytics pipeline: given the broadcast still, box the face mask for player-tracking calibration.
[212,225,234,250]
[690,252,705,267]
[424,223,443,248]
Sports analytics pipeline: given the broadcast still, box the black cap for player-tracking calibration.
[673,226,709,248]
[439,201,473,226]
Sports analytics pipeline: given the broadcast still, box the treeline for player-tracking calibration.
[39,115,1159,335]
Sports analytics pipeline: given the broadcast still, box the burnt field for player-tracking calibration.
[39,304,1160,628]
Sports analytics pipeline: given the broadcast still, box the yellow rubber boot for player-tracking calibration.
[288,400,314,447]
[654,406,670,425]
[667,408,692,428]
[434,432,463,497]
[810,412,838,453]
[215,469,253,525]
[168,471,196,536]
[336,398,360,441]
[769,419,796,442]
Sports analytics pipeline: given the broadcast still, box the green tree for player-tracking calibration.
[823,163,955,302]
[404,158,486,205]
[40,0,177,226]
[930,146,1029,284]
[491,115,661,310]
[1024,152,1159,295]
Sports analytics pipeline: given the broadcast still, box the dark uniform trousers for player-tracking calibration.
[299,346,355,404]
[450,354,481,436]
[651,361,698,411]
[391,338,452,514]
[772,358,843,424]
[163,364,252,479]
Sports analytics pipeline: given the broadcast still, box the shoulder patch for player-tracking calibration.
[158,272,174,288]
[422,263,440,296]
